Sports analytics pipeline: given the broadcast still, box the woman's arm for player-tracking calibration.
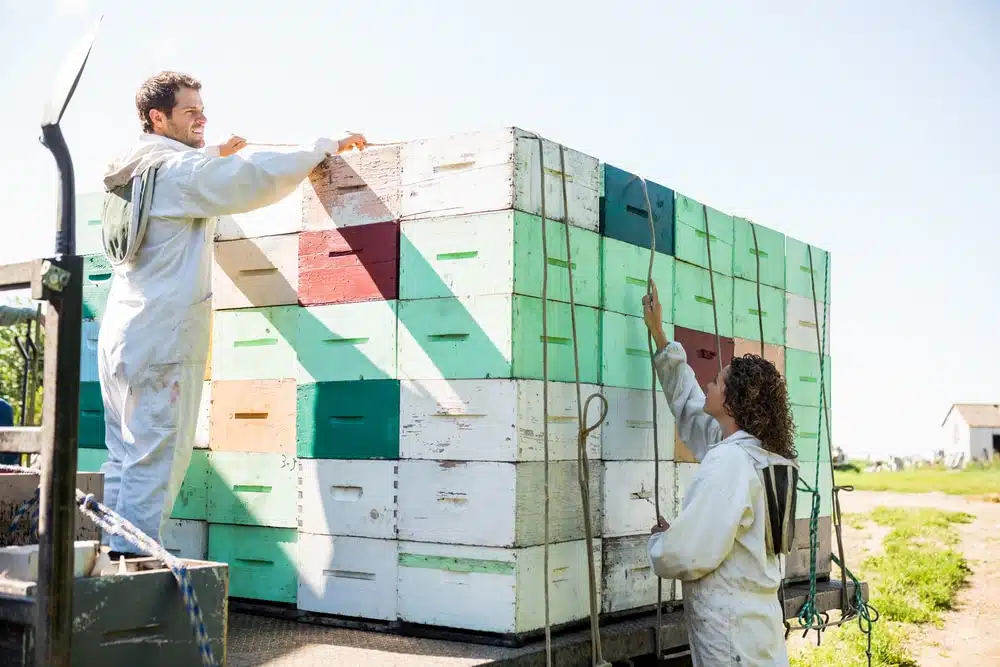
[643,281,722,461]
[647,447,754,581]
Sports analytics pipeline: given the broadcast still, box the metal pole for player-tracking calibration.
[26,304,42,425]
[35,123,83,667]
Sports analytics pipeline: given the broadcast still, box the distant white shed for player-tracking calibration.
[941,403,1000,466]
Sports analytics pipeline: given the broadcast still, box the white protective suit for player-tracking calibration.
[98,133,334,554]
[648,341,793,667]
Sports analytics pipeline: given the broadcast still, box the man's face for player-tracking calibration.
[151,86,207,148]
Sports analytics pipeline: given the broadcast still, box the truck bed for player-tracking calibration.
[227,579,865,666]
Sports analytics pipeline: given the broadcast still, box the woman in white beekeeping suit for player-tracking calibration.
[642,280,798,667]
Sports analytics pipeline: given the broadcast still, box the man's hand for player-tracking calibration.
[642,280,669,350]
[218,135,247,157]
[338,132,368,153]
[651,515,670,534]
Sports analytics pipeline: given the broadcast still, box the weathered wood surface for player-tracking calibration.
[396,538,602,634]
[0,472,102,547]
[399,128,600,232]
[213,233,300,310]
[296,301,398,383]
[601,461,675,538]
[398,378,601,462]
[297,533,398,620]
[298,223,399,306]
[784,516,832,581]
[672,260,734,338]
[673,193,735,276]
[212,306,298,381]
[210,379,297,454]
[302,145,402,230]
[600,386,675,461]
[396,460,602,548]
[81,253,112,320]
[297,459,397,539]
[600,163,675,255]
[601,534,674,614]
[785,237,829,302]
[194,380,211,449]
[600,312,672,390]
[0,559,228,667]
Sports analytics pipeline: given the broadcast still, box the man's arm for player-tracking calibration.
[150,135,365,220]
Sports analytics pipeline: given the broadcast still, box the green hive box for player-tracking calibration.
[733,217,785,289]
[207,523,297,603]
[600,237,674,319]
[599,163,675,255]
[82,254,113,320]
[296,380,400,459]
[397,294,600,383]
[399,211,601,308]
[674,193,734,276]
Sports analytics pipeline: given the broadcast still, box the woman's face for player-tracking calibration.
[705,365,729,420]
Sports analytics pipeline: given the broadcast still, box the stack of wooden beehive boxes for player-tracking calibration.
[72,126,833,636]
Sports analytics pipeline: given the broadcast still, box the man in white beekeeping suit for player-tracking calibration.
[97,71,366,558]
[642,281,798,666]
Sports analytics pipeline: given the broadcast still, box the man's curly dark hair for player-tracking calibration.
[722,354,797,460]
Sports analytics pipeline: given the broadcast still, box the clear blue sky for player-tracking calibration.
[1,0,997,458]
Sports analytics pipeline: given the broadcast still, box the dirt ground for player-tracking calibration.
[817,491,1000,666]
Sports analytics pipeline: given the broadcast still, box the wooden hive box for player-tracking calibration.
[396,460,602,548]
[601,236,674,318]
[296,300,398,384]
[398,378,601,462]
[210,379,297,454]
[82,254,113,320]
[298,222,399,306]
[0,472,103,547]
[212,233,299,310]
[674,193,735,277]
[296,380,400,459]
[75,191,106,256]
[211,305,298,381]
[207,523,297,603]
[396,538,602,634]
[205,451,297,528]
[601,461,675,538]
[302,144,402,230]
[599,163,675,254]
[785,238,829,302]
[297,533,398,620]
[399,210,601,308]
[600,387,675,461]
[397,294,600,383]
[600,313,672,391]
[399,127,600,232]
[79,319,100,384]
[296,459,397,539]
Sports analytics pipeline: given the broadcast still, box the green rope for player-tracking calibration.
[789,246,878,666]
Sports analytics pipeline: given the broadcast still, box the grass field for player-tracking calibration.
[834,460,1000,498]
[790,507,973,667]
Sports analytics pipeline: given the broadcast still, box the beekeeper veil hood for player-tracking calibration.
[101,134,187,266]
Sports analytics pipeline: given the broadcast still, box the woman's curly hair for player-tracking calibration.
[722,354,797,460]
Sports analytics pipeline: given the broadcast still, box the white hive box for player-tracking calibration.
[396,539,602,634]
[399,127,600,232]
[600,387,675,461]
[296,459,397,539]
[396,460,602,548]
[399,378,602,462]
[297,533,398,620]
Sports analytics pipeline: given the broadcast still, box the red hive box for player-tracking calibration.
[298,222,399,306]
[672,326,735,462]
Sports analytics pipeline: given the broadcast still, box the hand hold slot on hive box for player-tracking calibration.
[298,223,399,305]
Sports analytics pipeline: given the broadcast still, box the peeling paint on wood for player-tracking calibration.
[600,312,673,390]
[0,473,103,547]
[399,128,600,232]
[208,523,297,603]
[601,461,675,538]
[396,539,601,634]
[601,534,673,613]
[302,144,402,230]
[398,378,601,462]
[160,519,207,559]
[600,386,675,461]
[297,459,397,539]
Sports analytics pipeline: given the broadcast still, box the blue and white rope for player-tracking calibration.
[1,463,215,666]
